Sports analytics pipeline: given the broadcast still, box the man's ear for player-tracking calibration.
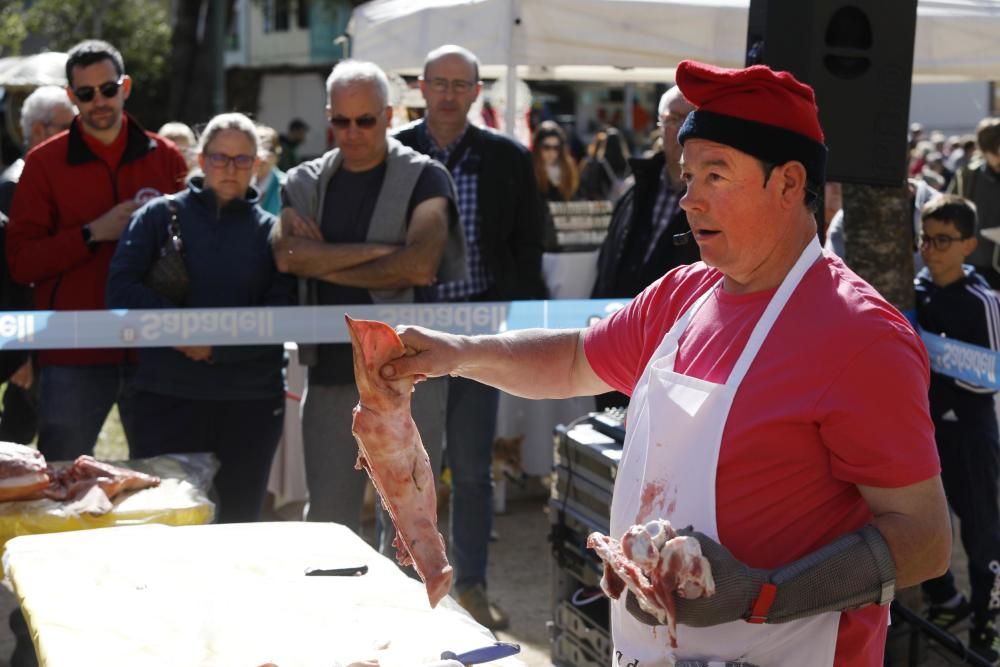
[776,161,808,209]
[120,75,132,102]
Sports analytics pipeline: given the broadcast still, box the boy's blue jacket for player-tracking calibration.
[916,265,1000,415]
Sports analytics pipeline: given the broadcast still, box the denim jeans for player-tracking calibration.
[36,364,137,462]
[446,375,499,592]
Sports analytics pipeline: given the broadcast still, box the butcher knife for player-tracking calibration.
[441,641,520,665]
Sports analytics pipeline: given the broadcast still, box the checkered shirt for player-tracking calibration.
[645,170,682,263]
[419,122,492,300]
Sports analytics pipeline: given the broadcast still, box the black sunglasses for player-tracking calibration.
[329,114,379,130]
[73,77,124,103]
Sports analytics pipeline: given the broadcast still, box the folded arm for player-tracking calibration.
[271,207,396,277]
[317,196,450,289]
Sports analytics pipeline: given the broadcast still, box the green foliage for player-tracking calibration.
[0,1,27,56]
[21,0,172,129]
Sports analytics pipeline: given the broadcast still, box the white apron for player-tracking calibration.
[609,239,841,667]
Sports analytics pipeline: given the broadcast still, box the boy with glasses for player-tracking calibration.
[5,39,188,462]
[916,194,1000,662]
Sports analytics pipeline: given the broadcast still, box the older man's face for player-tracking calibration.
[420,53,481,128]
[327,82,391,172]
[679,138,790,291]
[659,93,694,167]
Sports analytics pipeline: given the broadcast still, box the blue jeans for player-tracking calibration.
[446,376,499,592]
[36,364,137,462]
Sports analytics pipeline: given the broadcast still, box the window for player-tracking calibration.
[297,0,310,29]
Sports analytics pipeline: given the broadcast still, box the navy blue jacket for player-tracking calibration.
[107,178,294,400]
[915,265,1000,419]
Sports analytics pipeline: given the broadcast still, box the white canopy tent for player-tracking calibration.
[349,0,1000,132]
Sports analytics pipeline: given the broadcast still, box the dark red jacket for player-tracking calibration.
[7,114,188,367]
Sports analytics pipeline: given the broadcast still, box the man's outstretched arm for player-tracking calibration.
[382,326,614,400]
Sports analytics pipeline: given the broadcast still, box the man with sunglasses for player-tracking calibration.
[393,43,547,631]
[5,39,188,462]
[273,60,465,547]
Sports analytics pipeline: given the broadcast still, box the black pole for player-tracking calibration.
[890,601,994,667]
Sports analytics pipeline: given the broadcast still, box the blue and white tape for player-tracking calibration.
[919,328,1000,390]
[0,301,992,390]
[0,300,628,350]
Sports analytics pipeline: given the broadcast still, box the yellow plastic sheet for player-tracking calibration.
[0,453,216,552]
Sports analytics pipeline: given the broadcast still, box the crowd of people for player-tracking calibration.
[0,31,999,667]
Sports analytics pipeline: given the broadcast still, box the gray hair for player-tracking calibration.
[196,112,258,155]
[157,121,197,148]
[19,85,76,145]
[423,44,480,82]
[325,60,390,109]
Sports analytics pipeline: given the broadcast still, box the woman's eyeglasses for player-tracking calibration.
[73,77,124,103]
[919,233,968,251]
[205,153,256,170]
[329,114,380,130]
[540,142,562,152]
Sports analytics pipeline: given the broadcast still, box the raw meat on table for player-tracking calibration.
[0,441,50,501]
[346,315,453,607]
[44,455,160,503]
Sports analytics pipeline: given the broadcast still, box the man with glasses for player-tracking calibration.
[0,85,76,446]
[5,39,188,462]
[273,60,465,543]
[394,43,547,631]
[593,85,700,301]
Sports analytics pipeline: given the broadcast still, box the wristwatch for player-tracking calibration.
[81,224,98,251]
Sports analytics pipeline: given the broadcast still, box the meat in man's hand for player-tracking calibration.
[588,519,715,647]
[346,316,453,607]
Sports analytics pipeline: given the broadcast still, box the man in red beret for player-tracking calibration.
[379,60,950,666]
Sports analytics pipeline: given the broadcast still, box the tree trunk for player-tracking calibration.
[168,0,224,126]
[842,183,914,313]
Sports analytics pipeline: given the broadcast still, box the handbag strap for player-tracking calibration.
[164,194,183,252]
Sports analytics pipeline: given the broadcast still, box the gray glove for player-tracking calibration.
[626,528,767,627]
[626,525,895,627]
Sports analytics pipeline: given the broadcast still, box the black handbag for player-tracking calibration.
[143,195,190,304]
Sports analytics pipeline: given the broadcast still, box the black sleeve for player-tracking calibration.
[406,161,455,215]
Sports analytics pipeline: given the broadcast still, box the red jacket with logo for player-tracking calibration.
[6,114,188,367]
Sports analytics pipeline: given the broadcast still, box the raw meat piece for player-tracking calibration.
[588,520,715,648]
[0,441,49,501]
[44,456,160,503]
[346,316,453,607]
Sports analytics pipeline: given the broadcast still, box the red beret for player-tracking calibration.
[676,59,828,186]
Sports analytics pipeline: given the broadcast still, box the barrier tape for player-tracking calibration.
[919,329,1000,391]
[0,300,627,350]
[0,301,991,390]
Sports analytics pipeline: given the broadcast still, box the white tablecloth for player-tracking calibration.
[3,522,523,667]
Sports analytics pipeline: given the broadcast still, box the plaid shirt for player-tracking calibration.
[418,122,492,300]
[645,170,682,263]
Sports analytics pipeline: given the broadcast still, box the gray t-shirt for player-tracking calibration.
[312,160,454,385]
